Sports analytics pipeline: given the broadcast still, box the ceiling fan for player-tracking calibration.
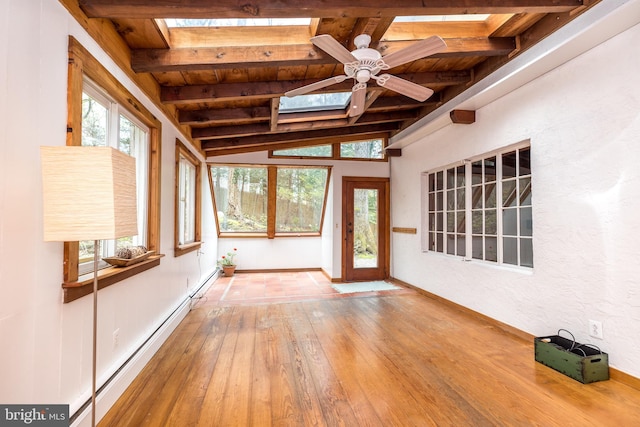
[284,34,447,117]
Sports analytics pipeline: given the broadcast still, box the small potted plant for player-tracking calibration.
[217,248,238,276]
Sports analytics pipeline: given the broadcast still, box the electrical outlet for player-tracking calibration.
[589,320,603,339]
[113,328,120,348]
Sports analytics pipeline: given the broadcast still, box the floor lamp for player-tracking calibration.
[41,146,138,427]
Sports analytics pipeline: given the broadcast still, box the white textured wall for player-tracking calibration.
[390,21,640,378]
[0,0,218,418]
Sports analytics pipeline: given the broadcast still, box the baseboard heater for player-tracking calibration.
[70,269,219,424]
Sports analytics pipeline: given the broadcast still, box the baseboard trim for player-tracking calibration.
[320,268,332,282]
[237,267,323,274]
[390,276,640,392]
[610,367,640,391]
[70,271,219,427]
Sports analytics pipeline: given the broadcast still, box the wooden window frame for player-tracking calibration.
[62,36,162,303]
[174,139,202,256]
[207,163,331,239]
[268,134,389,162]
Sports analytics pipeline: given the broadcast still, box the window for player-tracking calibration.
[340,139,384,160]
[276,168,328,233]
[174,140,202,256]
[270,138,387,161]
[471,156,498,262]
[423,144,533,268]
[63,37,162,302]
[501,148,533,267]
[165,18,312,27]
[79,81,150,274]
[393,15,490,23]
[210,166,268,233]
[270,145,333,158]
[279,92,351,114]
[209,164,330,237]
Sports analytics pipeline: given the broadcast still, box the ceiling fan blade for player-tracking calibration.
[348,83,367,117]
[284,75,347,97]
[311,34,358,64]
[374,74,434,102]
[381,36,447,69]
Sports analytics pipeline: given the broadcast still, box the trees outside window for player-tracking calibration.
[62,37,161,302]
[174,140,202,256]
[270,138,386,160]
[79,81,150,274]
[209,165,330,237]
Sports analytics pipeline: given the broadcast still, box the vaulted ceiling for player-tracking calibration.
[72,0,599,156]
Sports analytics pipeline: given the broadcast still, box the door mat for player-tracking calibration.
[332,281,401,294]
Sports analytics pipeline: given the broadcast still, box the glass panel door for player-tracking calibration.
[353,189,379,269]
[343,178,388,281]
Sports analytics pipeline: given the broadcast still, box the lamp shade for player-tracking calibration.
[41,146,138,242]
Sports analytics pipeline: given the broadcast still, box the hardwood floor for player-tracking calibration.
[100,272,640,426]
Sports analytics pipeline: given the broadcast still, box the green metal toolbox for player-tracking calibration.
[534,329,609,384]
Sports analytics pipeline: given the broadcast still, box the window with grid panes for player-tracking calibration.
[501,148,533,267]
[471,156,498,262]
[446,165,466,256]
[427,171,444,252]
[424,144,533,268]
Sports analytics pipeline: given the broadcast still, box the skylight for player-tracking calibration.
[165,18,312,28]
[394,14,490,23]
[279,92,351,114]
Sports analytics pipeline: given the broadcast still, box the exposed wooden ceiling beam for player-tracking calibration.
[79,0,584,19]
[193,110,412,140]
[194,123,271,140]
[200,123,399,148]
[278,110,416,132]
[269,98,280,131]
[132,37,516,73]
[348,17,395,46]
[367,96,430,111]
[179,106,271,125]
[349,90,383,125]
[178,97,435,126]
[162,70,470,104]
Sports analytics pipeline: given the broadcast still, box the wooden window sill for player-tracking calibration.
[174,242,202,257]
[61,254,164,303]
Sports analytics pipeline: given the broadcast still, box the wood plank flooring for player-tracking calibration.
[100,272,640,426]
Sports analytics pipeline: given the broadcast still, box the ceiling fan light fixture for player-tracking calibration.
[356,69,371,83]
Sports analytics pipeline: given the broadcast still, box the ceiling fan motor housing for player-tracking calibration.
[347,42,386,82]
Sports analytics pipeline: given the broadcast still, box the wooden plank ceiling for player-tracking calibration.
[76,0,598,156]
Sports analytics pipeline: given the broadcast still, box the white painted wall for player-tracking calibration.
[211,152,390,277]
[0,0,218,422]
[390,21,640,378]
